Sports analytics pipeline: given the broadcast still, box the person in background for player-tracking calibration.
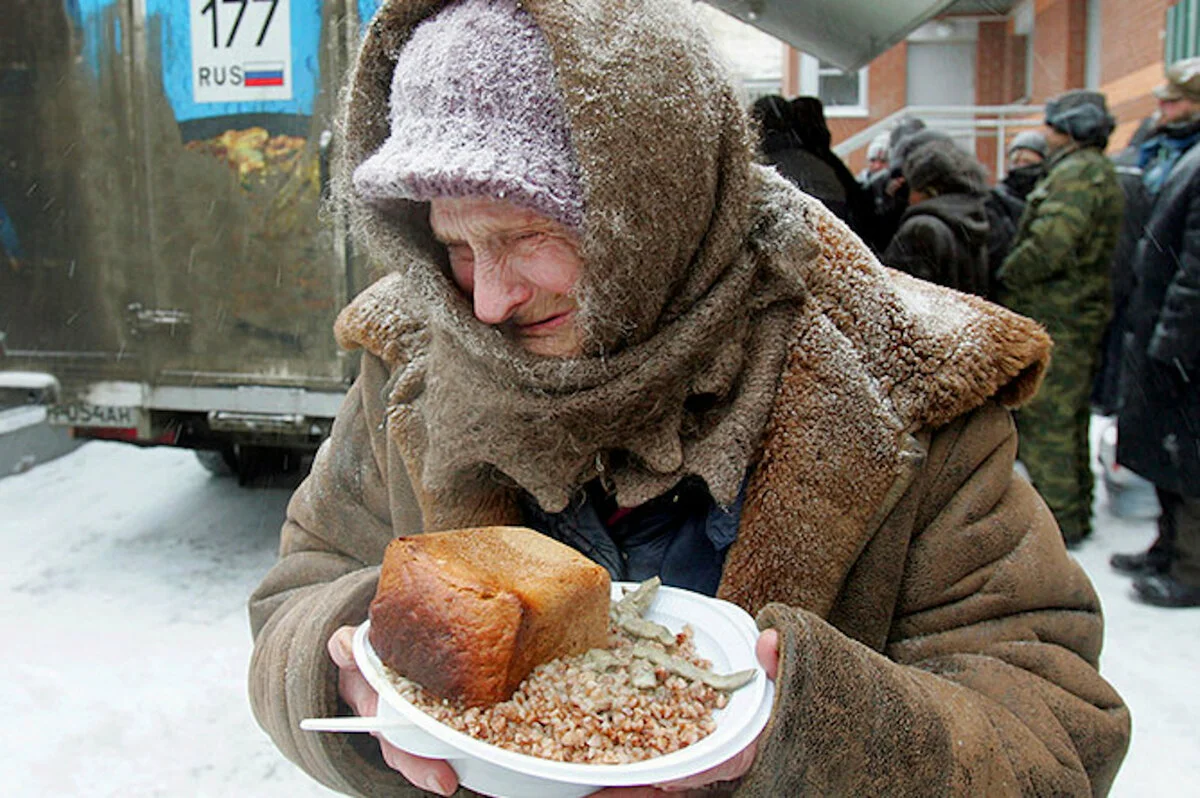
[996,90,1124,548]
[246,1,1129,794]
[883,140,991,296]
[1110,57,1200,607]
[789,95,872,234]
[862,115,927,252]
[988,131,1050,293]
[750,94,851,222]
[857,133,890,185]
[996,130,1048,210]
[1091,132,1152,418]
[892,128,1017,299]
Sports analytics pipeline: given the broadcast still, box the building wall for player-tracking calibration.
[707,0,1175,173]
[1097,0,1172,149]
[977,21,1011,178]
[1030,0,1090,101]
[829,0,1177,171]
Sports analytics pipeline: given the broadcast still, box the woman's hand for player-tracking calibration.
[589,628,780,797]
[326,626,460,796]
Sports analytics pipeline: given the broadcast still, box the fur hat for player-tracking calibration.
[902,141,988,197]
[352,0,584,229]
[1044,90,1116,148]
[889,115,926,147]
[890,128,954,174]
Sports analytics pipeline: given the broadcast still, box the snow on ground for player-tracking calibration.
[0,435,1196,797]
[0,442,334,797]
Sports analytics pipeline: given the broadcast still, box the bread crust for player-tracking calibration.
[368,526,611,706]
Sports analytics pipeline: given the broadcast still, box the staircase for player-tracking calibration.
[832,104,1046,177]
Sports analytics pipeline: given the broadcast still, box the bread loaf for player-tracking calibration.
[368,526,612,707]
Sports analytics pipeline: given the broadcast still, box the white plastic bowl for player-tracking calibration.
[352,581,775,798]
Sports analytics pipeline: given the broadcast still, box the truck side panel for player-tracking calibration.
[1,0,364,404]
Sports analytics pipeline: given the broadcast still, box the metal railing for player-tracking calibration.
[832,104,1045,177]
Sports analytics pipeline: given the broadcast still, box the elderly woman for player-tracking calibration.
[248,1,1129,795]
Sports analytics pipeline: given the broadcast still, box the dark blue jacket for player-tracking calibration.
[520,476,744,596]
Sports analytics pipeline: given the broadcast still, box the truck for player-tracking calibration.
[0,0,390,481]
[0,0,955,482]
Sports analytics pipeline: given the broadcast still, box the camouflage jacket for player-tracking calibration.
[997,145,1124,331]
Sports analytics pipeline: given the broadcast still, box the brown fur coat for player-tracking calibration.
[247,190,1128,796]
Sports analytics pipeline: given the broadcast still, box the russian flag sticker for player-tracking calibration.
[244,62,286,87]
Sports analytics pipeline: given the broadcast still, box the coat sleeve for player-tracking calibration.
[1147,175,1200,374]
[998,162,1093,291]
[247,353,430,798]
[741,404,1129,797]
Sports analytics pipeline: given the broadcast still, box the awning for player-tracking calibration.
[702,0,1014,71]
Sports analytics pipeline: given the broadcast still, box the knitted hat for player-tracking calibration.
[1044,90,1115,147]
[1007,130,1047,159]
[352,0,584,229]
[866,133,890,161]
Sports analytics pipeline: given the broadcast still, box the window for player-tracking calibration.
[799,54,868,117]
[1166,0,1200,63]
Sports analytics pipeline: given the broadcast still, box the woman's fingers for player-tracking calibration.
[756,628,780,680]
[653,738,758,791]
[328,625,356,667]
[328,626,377,717]
[323,626,460,795]
[378,744,460,797]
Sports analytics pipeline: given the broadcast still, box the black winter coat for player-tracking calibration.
[760,131,850,222]
[982,191,1018,300]
[1117,140,1200,497]
[1092,155,1152,414]
[882,192,991,297]
[760,131,873,239]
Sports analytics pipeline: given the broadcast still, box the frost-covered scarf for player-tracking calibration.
[337,0,813,512]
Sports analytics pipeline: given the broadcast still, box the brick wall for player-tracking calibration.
[1030,0,1088,101]
[1099,0,1171,149]
[1008,31,1029,102]
[977,21,1010,179]
[828,0,1175,167]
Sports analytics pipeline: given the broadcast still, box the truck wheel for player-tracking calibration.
[194,447,238,477]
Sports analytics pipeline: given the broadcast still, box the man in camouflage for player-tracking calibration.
[997,90,1124,545]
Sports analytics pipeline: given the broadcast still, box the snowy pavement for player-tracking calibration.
[0,437,1196,797]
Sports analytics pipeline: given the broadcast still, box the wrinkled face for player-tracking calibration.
[430,197,584,358]
[1043,125,1072,153]
[1008,148,1044,169]
[1158,95,1200,125]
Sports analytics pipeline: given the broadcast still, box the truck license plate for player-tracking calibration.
[46,403,141,428]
